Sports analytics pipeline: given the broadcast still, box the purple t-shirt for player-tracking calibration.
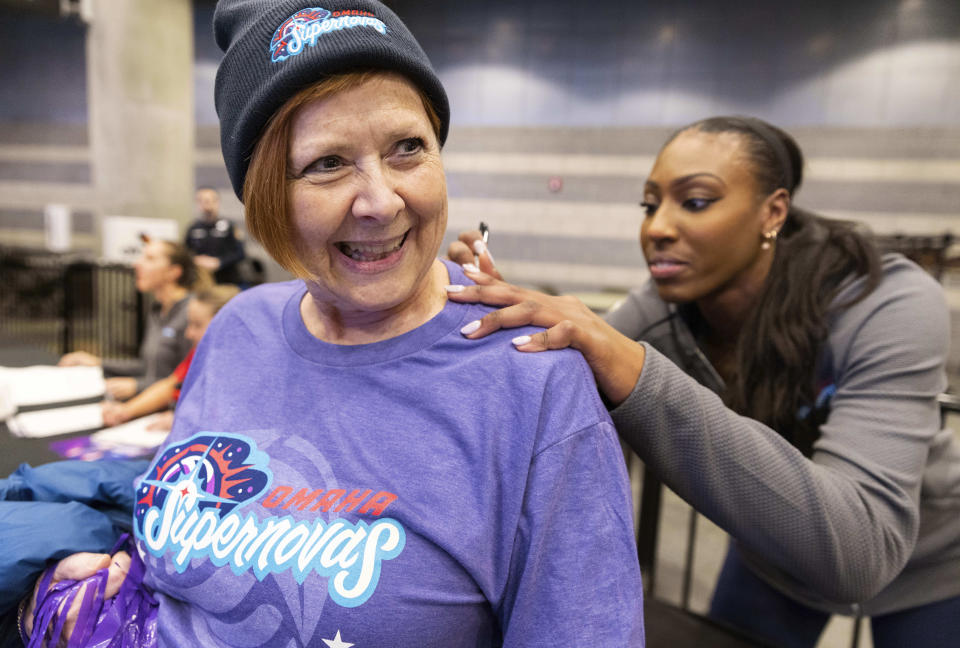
[133,261,644,647]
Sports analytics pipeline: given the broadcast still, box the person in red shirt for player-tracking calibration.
[100,285,239,428]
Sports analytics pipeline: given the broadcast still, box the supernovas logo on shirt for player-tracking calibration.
[133,433,405,607]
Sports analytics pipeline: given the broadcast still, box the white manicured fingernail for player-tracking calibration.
[462,263,480,274]
[474,240,495,264]
[461,320,481,335]
[445,284,465,293]
[512,335,532,346]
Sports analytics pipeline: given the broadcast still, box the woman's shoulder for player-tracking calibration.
[442,303,612,443]
[834,253,946,315]
[879,252,943,287]
[452,302,591,370]
[221,280,302,312]
[828,253,949,363]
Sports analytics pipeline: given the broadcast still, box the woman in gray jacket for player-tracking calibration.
[447,116,960,648]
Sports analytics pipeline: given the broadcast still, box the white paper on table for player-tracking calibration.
[0,381,14,420]
[7,403,104,438]
[90,413,170,449]
[0,365,105,409]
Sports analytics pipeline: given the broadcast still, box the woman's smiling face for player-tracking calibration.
[641,129,775,305]
[286,72,448,319]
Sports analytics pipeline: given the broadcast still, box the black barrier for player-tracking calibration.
[62,260,144,361]
[0,247,143,359]
[875,232,955,281]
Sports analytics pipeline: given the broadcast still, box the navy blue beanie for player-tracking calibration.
[213,0,450,200]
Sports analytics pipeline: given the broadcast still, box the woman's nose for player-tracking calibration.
[351,165,404,223]
[642,204,678,244]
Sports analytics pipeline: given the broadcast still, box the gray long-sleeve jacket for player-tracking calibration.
[102,296,192,392]
[606,254,960,616]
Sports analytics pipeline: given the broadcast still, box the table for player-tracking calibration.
[0,334,95,475]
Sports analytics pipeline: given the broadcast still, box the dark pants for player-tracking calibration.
[709,545,960,648]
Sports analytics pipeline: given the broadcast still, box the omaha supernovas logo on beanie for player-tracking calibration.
[270,7,387,62]
[213,0,450,200]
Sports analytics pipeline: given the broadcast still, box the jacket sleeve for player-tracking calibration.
[0,501,121,613]
[101,357,146,380]
[147,323,194,394]
[610,262,949,604]
[0,459,148,613]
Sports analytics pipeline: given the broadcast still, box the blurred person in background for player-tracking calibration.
[448,116,960,648]
[59,239,203,401]
[185,186,246,285]
[100,284,239,428]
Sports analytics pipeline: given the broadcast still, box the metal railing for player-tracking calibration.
[874,232,955,281]
[0,246,143,359]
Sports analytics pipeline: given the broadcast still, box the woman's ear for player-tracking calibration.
[167,263,184,286]
[762,188,790,235]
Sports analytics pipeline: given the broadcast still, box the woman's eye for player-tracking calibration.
[318,156,342,170]
[396,137,425,156]
[682,197,715,212]
[304,156,343,174]
[639,201,659,217]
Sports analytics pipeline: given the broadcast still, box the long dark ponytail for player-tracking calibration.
[675,117,882,456]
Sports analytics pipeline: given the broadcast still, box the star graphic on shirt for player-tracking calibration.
[322,631,354,648]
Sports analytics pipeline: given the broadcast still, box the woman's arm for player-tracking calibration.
[613,262,948,604]
[57,351,101,367]
[447,259,949,604]
[101,358,145,380]
[500,421,644,644]
[102,374,178,426]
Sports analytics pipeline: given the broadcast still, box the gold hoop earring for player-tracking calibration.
[761,230,778,251]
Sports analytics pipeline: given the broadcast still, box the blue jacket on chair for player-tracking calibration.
[0,459,147,618]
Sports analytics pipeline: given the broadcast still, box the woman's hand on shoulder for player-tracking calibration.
[446,266,645,405]
[22,550,130,646]
[446,229,502,280]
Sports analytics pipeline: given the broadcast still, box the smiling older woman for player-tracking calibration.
[138,5,643,646]
[15,2,644,647]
